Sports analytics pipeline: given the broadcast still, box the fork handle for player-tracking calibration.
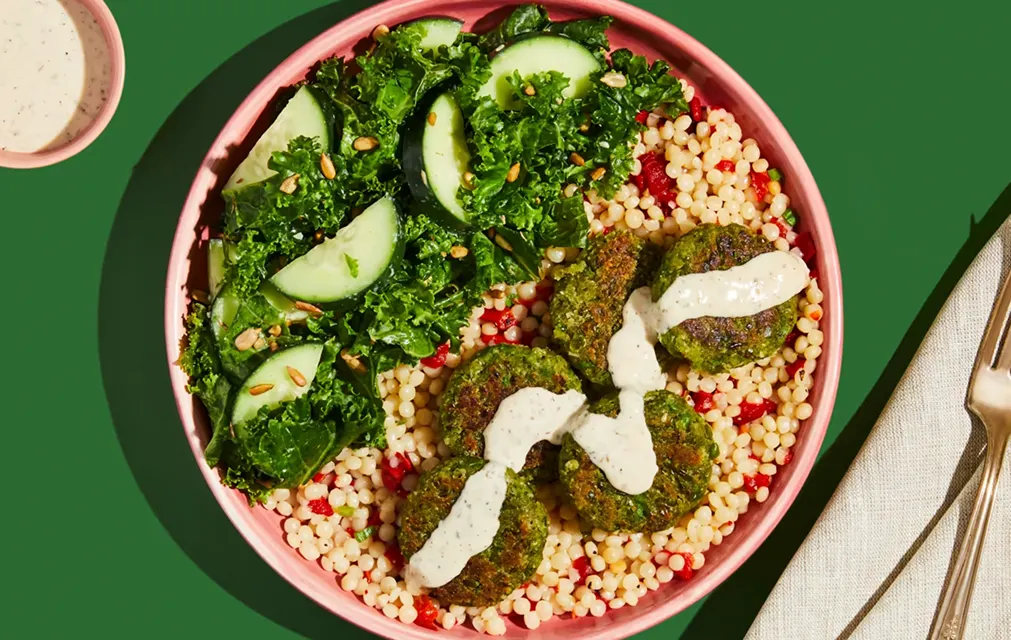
[929,433,1009,640]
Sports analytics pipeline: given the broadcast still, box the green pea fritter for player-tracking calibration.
[549,229,660,386]
[398,457,548,606]
[559,390,719,533]
[437,345,582,483]
[652,223,798,373]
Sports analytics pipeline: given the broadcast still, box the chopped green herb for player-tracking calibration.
[335,505,356,517]
[355,526,377,543]
[345,254,359,278]
[768,168,783,182]
[782,209,797,226]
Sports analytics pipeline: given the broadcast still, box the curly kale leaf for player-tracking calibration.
[462,71,588,231]
[180,303,233,467]
[544,16,614,51]
[223,136,346,297]
[535,194,590,248]
[476,4,549,51]
[219,341,386,503]
[586,50,690,195]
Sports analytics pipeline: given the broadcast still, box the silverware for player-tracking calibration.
[929,266,1011,640]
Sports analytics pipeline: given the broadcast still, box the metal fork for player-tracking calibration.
[929,266,1011,640]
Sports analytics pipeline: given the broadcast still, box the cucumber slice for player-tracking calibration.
[231,343,324,427]
[408,17,464,50]
[211,286,241,340]
[271,197,403,304]
[208,239,227,299]
[477,35,601,110]
[222,86,330,194]
[260,282,310,324]
[403,91,472,227]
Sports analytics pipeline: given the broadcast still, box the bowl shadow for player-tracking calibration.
[681,183,1011,640]
[98,2,381,638]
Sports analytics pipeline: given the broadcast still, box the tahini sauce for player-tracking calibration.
[0,0,113,153]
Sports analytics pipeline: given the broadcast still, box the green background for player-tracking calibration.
[4,0,1009,638]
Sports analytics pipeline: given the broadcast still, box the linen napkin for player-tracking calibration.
[745,216,1011,640]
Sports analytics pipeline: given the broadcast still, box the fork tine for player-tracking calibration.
[980,266,1011,371]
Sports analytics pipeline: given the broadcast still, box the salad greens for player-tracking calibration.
[182,4,691,502]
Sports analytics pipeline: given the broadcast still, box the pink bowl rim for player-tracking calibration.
[0,0,126,169]
[163,1,844,638]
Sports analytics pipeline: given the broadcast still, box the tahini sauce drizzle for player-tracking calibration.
[0,0,113,153]
[405,249,810,590]
[483,388,588,472]
[655,251,810,334]
[404,461,509,589]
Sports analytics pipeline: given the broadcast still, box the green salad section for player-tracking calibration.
[181,4,689,503]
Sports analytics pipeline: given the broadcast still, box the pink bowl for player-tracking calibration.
[0,0,126,169]
[164,1,844,638]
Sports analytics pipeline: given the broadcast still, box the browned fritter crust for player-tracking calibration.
[651,223,798,373]
[549,230,660,386]
[437,345,582,483]
[398,457,548,606]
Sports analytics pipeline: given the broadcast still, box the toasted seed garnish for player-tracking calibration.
[295,300,323,316]
[372,24,390,39]
[506,163,521,183]
[494,234,513,252]
[569,152,586,167]
[579,122,591,133]
[353,136,379,151]
[314,229,324,243]
[253,337,266,350]
[523,84,536,96]
[279,174,300,194]
[320,153,336,180]
[462,171,476,189]
[341,349,367,374]
[420,170,428,186]
[286,366,308,387]
[249,383,274,396]
[234,328,261,351]
[427,111,437,126]
[191,289,209,304]
[269,340,279,352]
[600,71,628,88]
[449,245,469,259]
[590,167,607,181]
[268,324,282,337]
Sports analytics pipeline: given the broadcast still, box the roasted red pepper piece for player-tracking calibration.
[692,390,715,414]
[308,498,333,516]
[414,595,439,629]
[420,341,450,368]
[733,398,778,426]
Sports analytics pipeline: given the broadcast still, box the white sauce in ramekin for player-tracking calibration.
[405,248,811,591]
[0,0,113,153]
